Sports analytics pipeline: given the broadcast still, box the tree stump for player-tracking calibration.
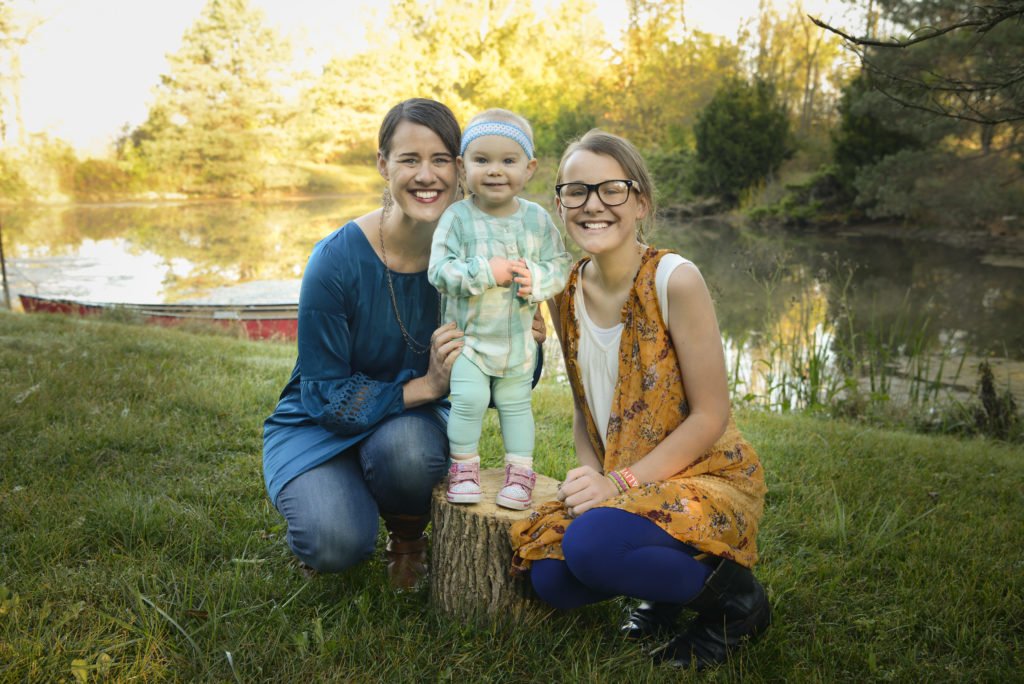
[430,467,560,623]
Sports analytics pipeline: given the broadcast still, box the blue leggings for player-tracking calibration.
[530,507,713,610]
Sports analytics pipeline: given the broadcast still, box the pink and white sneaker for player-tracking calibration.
[446,460,481,504]
[495,463,537,510]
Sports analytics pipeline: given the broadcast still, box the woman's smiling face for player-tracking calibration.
[557,149,648,256]
[377,120,458,227]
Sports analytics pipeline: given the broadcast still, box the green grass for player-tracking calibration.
[1,312,1022,682]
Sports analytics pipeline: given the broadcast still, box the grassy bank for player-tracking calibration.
[1,312,1021,682]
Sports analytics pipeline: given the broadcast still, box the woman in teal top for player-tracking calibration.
[263,99,468,590]
[263,98,545,590]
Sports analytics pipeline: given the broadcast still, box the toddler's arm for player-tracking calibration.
[428,209,497,297]
[520,209,571,302]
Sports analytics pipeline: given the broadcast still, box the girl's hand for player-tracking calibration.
[556,465,617,517]
[423,322,463,398]
[511,259,533,298]
[489,257,515,286]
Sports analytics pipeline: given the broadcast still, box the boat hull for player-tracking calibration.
[18,294,298,342]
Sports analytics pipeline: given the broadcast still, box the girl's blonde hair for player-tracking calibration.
[556,129,656,241]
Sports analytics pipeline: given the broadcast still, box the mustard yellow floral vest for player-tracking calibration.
[510,248,767,570]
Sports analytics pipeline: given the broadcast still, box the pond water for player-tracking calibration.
[2,196,1021,407]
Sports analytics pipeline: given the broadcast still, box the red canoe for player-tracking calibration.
[19,294,298,341]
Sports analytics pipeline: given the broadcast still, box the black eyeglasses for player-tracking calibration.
[555,179,635,208]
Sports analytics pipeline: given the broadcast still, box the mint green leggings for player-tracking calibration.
[447,354,534,457]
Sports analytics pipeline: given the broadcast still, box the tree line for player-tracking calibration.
[1,0,1021,231]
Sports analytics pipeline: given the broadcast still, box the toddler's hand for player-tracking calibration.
[511,259,533,298]
[489,256,515,287]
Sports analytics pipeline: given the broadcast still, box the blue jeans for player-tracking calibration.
[274,413,449,573]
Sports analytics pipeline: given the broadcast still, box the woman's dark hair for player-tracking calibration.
[378,99,461,159]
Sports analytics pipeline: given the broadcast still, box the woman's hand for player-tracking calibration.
[556,465,617,517]
[422,321,463,399]
[530,307,546,344]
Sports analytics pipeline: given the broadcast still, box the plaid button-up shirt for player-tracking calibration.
[428,198,570,377]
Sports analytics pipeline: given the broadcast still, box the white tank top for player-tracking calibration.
[574,253,690,447]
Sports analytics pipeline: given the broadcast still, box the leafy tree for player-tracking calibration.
[135,0,296,196]
[852,146,1024,228]
[831,74,924,180]
[299,0,606,163]
[605,1,742,150]
[819,1,1024,128]
[743,0,848,136]
[0,1,44,147]
[692,78,793,202]
[816,1,1023,227]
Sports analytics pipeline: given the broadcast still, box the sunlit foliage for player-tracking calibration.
[132,0,299,196]
[297,0,607,163]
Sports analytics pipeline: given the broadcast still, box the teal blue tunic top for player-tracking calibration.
[262,221,447,506]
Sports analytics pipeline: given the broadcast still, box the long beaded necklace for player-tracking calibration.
[378,197,440,355]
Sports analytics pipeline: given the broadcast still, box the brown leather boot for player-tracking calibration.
[381,513,429,591]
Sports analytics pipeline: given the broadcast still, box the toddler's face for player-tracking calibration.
[460,135,536,217]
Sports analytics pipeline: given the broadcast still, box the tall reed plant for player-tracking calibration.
[722,254,1010,440]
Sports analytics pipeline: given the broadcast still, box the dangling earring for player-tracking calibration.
[381,187,393,224]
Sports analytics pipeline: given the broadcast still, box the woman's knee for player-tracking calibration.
[288,516,377,573]
[362,415,448,508]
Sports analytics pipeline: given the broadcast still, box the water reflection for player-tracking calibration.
[2,197,376,303]
[646,217,1023,406]
[2,197,1021,405]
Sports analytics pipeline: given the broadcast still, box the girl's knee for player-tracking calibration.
[530,560,575,610]
[562,508,623,577]
[450,376,491,413]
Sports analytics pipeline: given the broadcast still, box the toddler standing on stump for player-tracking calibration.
[428,109,570,510]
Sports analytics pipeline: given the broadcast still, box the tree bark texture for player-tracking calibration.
[430,467,560,624]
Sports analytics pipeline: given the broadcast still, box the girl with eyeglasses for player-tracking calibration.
[510,129,771,670]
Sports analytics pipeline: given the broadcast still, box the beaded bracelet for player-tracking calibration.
[606,470,627,494]
[619,467,639,489]
[606,469,639,495]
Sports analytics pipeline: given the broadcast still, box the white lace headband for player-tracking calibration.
[460,121,534,159]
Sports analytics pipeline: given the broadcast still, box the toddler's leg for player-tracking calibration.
[492,371,536,509]
[446,355,490,504]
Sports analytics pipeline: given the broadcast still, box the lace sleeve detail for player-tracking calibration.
[325,372,385,429]
[302,369,414,436]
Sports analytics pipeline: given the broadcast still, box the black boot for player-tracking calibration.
[621,601,684,640]
[381,513,429,592]
[651,558,771,670]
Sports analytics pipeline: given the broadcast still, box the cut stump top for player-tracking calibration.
[431,467,561,520]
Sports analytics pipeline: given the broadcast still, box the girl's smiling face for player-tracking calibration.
[557,149,648,256]
[459,134,537,217]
